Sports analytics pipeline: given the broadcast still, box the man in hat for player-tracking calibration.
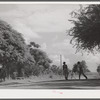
[77,61,88,80]
[63,62,69,80]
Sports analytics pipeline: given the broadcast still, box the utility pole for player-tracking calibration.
[60,55,62,67]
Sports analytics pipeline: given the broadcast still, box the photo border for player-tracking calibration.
[0,0,100,2]
[0,1,99,99]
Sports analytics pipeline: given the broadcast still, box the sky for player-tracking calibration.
[0,4,100,72]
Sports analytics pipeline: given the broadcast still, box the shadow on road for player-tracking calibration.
[29,79,100,89]
[0,79,100,89]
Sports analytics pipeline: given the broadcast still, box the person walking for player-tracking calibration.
[77,61,88,80]
[63,62,69,80]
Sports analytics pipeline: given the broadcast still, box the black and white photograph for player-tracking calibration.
[0,2,100,90]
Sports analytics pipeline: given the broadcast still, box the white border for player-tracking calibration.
[0,1,100,99]
[0,89,100,98]
[0,2,99,4]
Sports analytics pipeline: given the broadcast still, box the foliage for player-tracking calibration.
[0,19,52,78]
[72,63,79,73]
[81,60,89,72]
[68,5,100,53]
[28,41,52,70]
[97,65,100,75]
[30,48,52,69]
[72,60,89,73]
[0,20,35,77]
[28,42,40,48]
[50,65,63,75]
[25,41,52,76]
[50,65,58,74]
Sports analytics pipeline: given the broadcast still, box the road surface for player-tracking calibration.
[0,79,100,89]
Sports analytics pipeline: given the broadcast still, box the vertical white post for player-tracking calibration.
[60,55,62,67]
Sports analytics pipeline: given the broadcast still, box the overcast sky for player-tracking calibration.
[0,4,100,72]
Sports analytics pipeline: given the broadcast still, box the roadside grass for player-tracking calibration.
[0,72,99,89]
[0,72,99,84]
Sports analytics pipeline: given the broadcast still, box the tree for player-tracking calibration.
[72,60,89,73]
[50,65,63,75]
[30,48,52,68]
[28,42,40,48]
[72,63,79,73]
[21,50,35,77]
[97,65,100,75]
[50,65,58,74]
[28,42,52,75]
[0,19,35,77]
[68,5,100,53]
[57,67,63,75]
[81,60,89,72]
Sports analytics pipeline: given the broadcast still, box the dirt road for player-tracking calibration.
[0,79,100,89]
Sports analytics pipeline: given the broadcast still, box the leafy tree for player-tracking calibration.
[30,48,52,69]
[28,42,52,75]
[28,42,40,48]
[57,67,63,75]
[97,65,100,75]
[81,60,89,72]
[50,65,58,74]
[72,63,79,73]
[50,65,63,75]
[68,4,100,53]
[72,60,89,73]
[0,20,35,77]
[21,51,35,77]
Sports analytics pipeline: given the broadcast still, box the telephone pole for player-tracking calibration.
[60,55,62,67]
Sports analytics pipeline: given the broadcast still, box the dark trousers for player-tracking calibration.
[63,70,68,80]
[79,71,87,79]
